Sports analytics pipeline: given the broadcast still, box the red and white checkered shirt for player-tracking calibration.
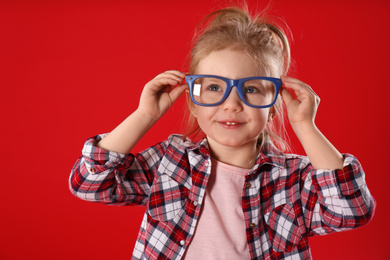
[69,134,375,259]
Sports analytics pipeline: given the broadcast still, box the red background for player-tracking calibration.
[1,0,389,259]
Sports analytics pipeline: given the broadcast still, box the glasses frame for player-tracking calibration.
[186,75,282,108]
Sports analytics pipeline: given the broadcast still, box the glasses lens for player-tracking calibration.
[191,77,227,105]
[242,79,276,107]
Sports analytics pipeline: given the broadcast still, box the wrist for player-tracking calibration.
[291,121,344,169]
[134,108,160,126]
[291,120,317,137]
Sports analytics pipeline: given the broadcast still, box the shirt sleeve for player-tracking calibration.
[302,154,376,236]
[68,134,168,206]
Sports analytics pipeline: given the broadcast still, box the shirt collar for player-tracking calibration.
[179,136,286,169]
[256,141,286,169]
[179,136,210,156]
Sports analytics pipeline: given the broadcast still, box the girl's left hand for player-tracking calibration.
[280,76,320,129]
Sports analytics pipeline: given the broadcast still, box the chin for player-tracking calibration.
[211,137,257,148]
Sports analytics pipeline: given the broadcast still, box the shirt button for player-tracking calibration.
[180,240,186,246]
[250,223,256,229]
[90,167,96,173]
[193,200,199,206]
[246,183,252,188]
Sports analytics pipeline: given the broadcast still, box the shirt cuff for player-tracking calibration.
[82,134,134,174]
[311,154,365,198]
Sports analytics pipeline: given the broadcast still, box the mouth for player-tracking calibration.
[218,120,243,128]
[224,122,238,125]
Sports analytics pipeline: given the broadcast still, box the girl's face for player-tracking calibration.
[191,49,271,153]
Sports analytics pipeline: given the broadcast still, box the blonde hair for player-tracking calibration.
[183,5,292,152]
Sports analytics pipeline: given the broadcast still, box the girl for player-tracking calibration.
[69,6,375,260]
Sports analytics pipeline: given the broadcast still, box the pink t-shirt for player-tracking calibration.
[183,158,251,259]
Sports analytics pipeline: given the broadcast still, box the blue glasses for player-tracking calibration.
[186,75,282,108]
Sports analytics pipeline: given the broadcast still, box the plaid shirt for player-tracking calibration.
[69,134,375,260]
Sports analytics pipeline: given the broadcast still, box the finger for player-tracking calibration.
[148,77,183,92]
[153,75,183,84]
[155,75,185,89]
[281,76,318,97]
[280,87,295,106]
[155,70,186,81]
[283,82,310,102]
[281,77,306,93]
[285,81,319,105]
[165,70,186,77]
[280,75,308,85]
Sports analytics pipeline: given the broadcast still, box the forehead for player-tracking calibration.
[195,49,265,78]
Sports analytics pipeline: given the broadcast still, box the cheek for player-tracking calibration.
[193,106,218,131]
[194,106,211,123]
[250,110,270,132]
[251,108,269,122]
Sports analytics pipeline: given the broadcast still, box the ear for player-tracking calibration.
[268,107,276,122]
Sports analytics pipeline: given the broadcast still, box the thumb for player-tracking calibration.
[169,84,188,103]
[280,87,294,106]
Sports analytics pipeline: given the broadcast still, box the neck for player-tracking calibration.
[206,137,259,169]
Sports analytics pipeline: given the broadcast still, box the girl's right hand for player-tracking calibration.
[97,70,187,154]
[136,70,188,121]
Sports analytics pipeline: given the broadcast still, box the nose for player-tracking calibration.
[222,87,243,112]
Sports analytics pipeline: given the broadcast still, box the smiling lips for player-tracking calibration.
[218,120,243,128]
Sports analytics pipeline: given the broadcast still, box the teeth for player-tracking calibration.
[226,122,237,125]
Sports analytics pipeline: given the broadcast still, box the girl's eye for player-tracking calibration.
[244,86,259,94]
[207,84,222,91]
